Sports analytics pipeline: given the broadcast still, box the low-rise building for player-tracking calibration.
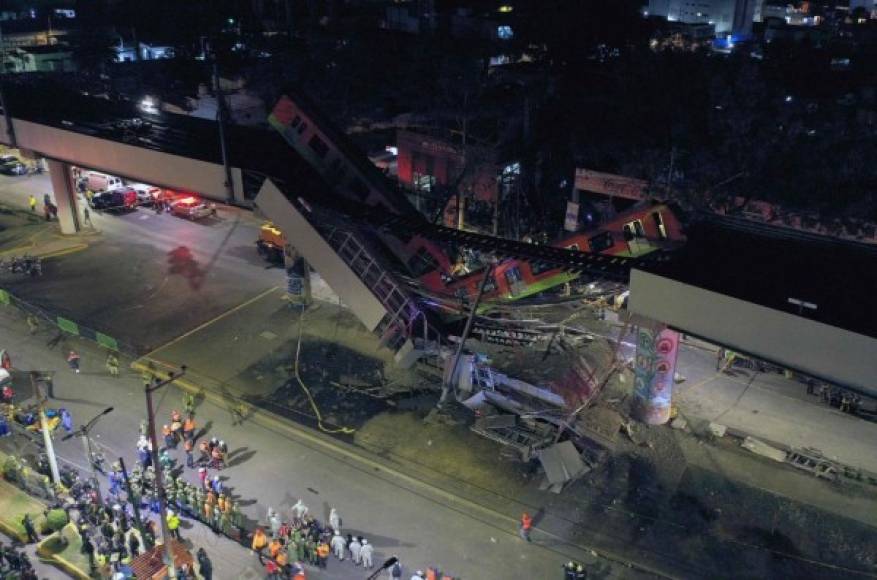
[396,129,518,229]
[112,40,175,63]
[2,44,76,73]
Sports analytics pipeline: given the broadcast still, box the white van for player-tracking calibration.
[85,172,123,193]
[127,183,163,205]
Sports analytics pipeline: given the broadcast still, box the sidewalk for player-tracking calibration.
[674,343,877,474]
[599,315,877,474]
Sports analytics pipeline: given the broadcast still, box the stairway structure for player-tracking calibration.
[255,179,438,367]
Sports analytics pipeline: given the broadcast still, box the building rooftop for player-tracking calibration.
[640,213,877,339]
[16,44,72,54]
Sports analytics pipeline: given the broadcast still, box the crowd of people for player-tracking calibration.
[3,360,466,579]
[250,500,459,580]
[0,540,37,579]
[74,494,152,574]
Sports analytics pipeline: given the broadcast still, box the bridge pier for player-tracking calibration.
[47,159,81,235]
[632,319,680,425]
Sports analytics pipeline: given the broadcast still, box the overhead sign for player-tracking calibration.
[574,168,648,201]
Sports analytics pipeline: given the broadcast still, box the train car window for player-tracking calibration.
[482,276,498,293]
[297,122,308,135]
[504,267,523,285]
[308,134,330,159]
[407,247,440,277]
[652,211,668,240]
[454,287,469,300]
[530,261,555,275]
[291,115,302,129]
[634,219,645,238]
[566,244,580,251]
[588,231,614,252]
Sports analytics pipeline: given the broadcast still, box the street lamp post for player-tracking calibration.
[144,366,186,579]
[63,406,114,506]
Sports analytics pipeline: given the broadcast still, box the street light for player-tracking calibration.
[62,406,114,506]
[144,365,186,579]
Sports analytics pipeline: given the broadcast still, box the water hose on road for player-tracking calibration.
[293,303,355,435]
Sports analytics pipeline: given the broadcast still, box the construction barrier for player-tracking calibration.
[0,288,135,354]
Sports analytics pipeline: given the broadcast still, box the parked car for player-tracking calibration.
[91,187,138,211]
[127,183,163,205]
[170,197,216,220]
[0,155,19,165]
[0,161,27,175]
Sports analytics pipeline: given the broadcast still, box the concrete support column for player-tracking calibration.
[285,247,311,305]
[47,158,80,235]
[632,320,680,425]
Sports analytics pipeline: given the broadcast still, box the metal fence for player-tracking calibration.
[0,288,138,355]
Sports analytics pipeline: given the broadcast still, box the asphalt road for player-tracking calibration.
[0,310,619,580]
[0,171,286,352]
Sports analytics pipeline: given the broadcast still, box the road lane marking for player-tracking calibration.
[141,285,280,358]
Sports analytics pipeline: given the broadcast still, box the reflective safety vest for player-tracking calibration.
[252,531,268,550]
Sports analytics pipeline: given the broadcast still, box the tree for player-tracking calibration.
[44,508,69,535]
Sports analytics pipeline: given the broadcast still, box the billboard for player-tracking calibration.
[575,168,649,201]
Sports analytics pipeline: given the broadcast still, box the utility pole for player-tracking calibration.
[213,60,235,204]
[144,366,187,579]
[118,457,150,549]
[31,374,60,485]
[438,262,495,407]
[63,406,114,506]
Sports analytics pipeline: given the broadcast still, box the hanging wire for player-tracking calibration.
[292,303,355,435]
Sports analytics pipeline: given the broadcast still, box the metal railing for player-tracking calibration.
[0,288,138,355]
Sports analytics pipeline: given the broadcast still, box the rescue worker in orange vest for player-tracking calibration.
[170,410,183,442]
[269,538,283,559]
[316,541,330,568]
[182,415,196,441]
[276,549,289,571]
[198,440,210,465]
[252,527,269,557]
[519,511,533,542]
[426,567,439,580]
[161,424,174,449]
